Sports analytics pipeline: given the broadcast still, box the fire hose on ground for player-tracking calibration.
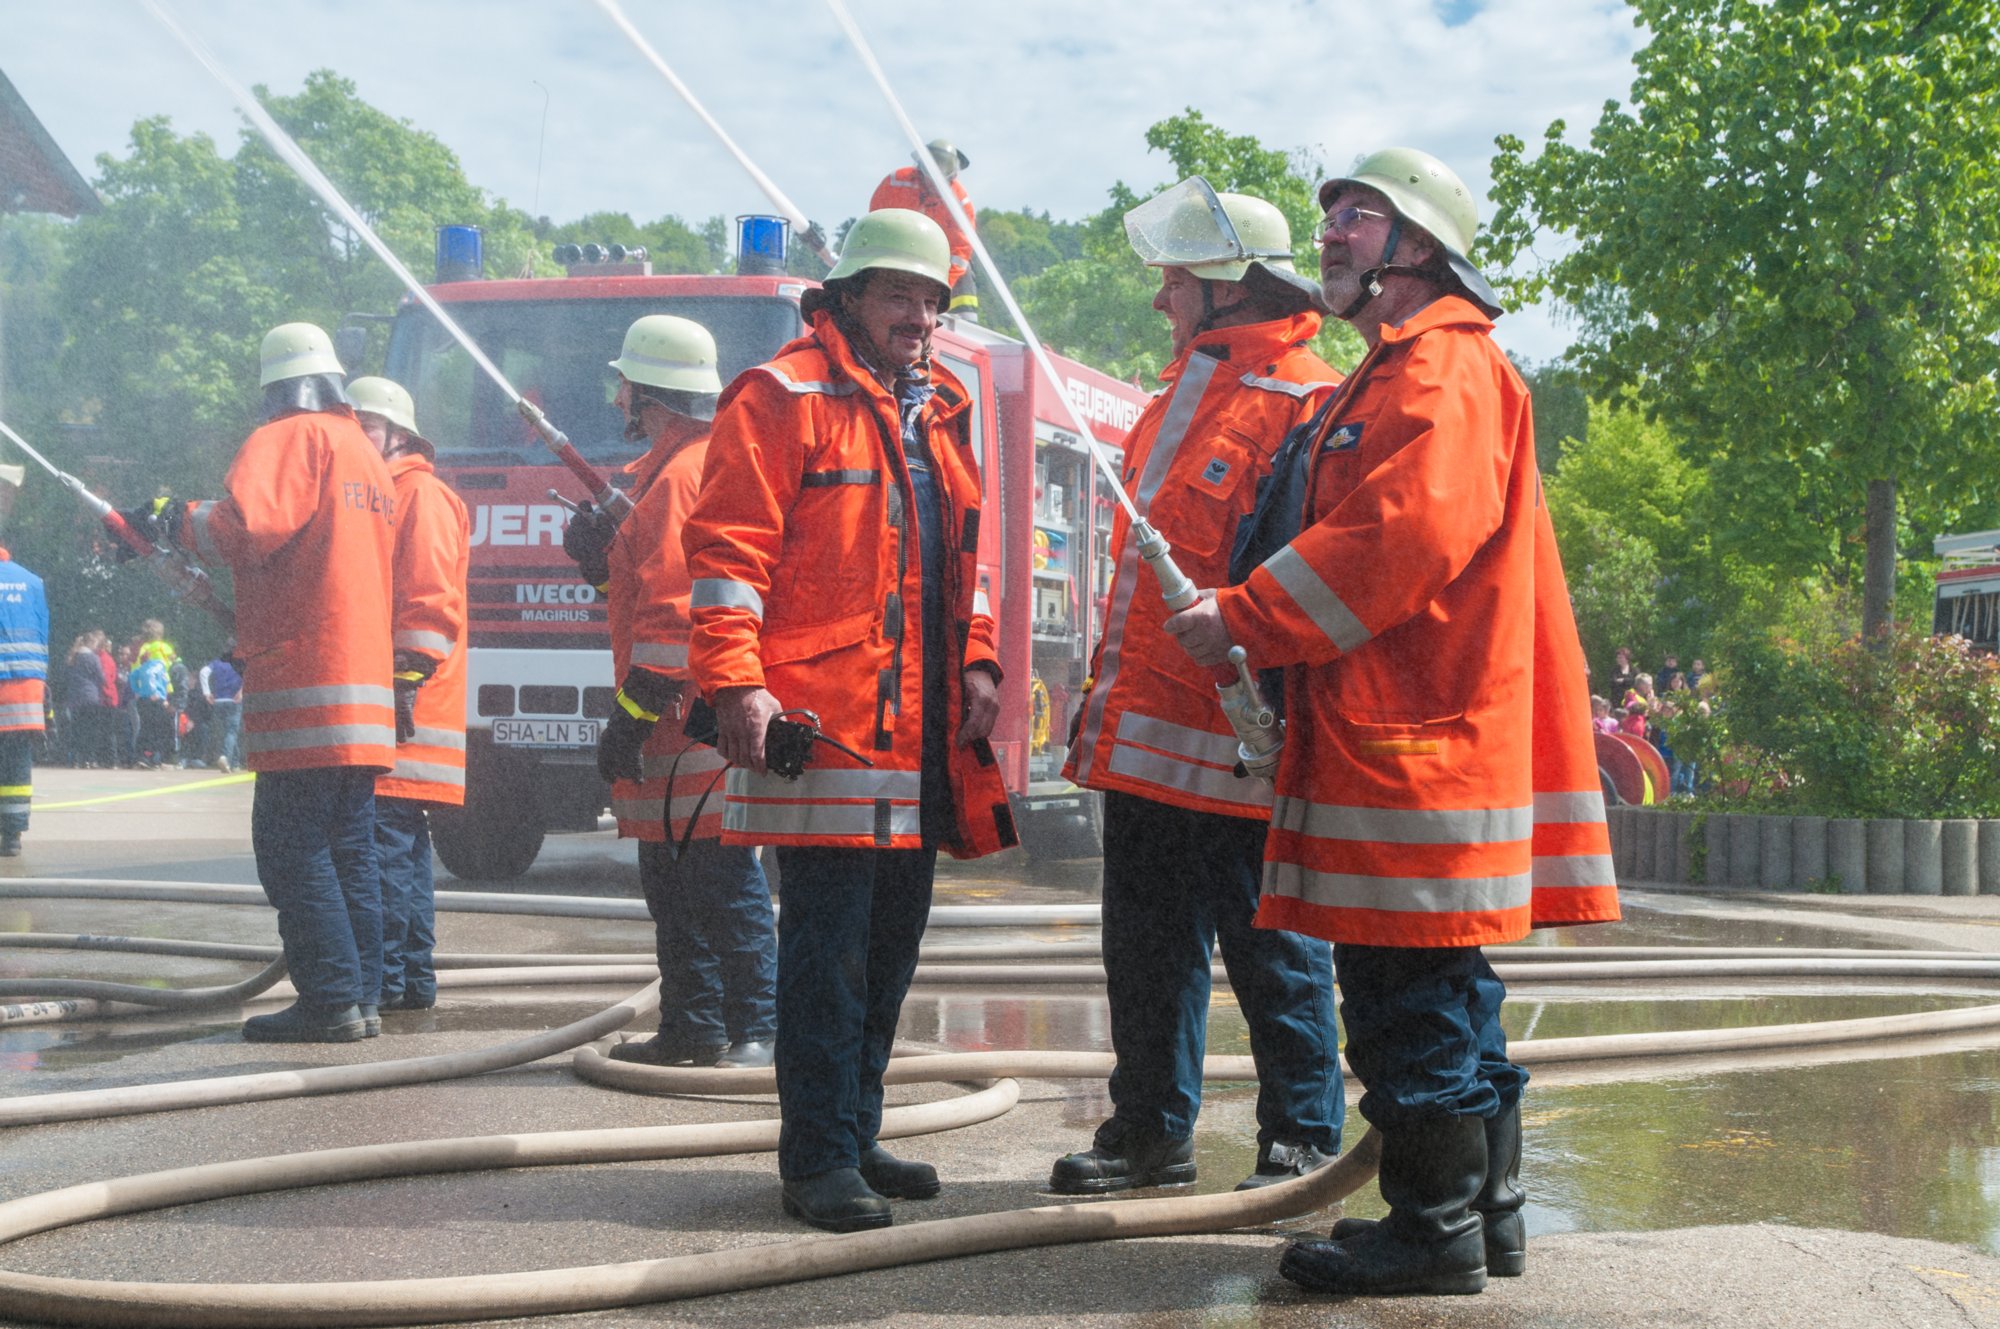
[7,876,2000,1322]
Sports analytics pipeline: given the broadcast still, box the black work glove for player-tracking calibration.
[116,497,180,562]
[561,501,618,590]
[392,650,437,744]
[597,667,679,783]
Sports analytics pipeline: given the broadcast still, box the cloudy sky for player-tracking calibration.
[5,0,1646,363]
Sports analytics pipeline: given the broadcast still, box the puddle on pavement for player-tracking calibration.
[9,864,2000,1256]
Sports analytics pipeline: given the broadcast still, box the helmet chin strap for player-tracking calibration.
[1337,216,1433,321]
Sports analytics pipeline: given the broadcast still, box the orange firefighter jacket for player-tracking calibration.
[870,167,975,286]
[377,451,469,806]
[606,428,729,842]
[1214,296,1620,948]
[182,409,397,773]
[1065,312,1342,818]
[683,310,1015,858]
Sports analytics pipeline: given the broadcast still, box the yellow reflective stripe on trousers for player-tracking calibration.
[1262,861,1533,914]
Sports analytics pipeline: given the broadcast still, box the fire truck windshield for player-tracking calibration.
[383,295,801,463]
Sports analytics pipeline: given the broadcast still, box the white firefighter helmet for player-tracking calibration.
[824,209,953,296]
[1124,177,1322,307]
[347,376,429,450]
[1317,148,1503,316]
[608,315,724,395]
[258,322,344,387]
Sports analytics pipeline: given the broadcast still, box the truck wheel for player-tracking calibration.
[1011,790,1102,862]
[431,803,546,881]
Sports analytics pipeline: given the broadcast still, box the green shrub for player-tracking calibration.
[1665,589,2000,818]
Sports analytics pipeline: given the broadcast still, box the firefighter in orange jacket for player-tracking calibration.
[349,377,468,1017]
[134,323,398,1044]
[560,315,776,1071]
[870,138,978,318]
[1166,150,1621,1297]
[684,208,1014,1233]
[1051,180,1346,1197]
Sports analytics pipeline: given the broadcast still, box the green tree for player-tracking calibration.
[1485,0,2000,642]
[1017,110,1363,382]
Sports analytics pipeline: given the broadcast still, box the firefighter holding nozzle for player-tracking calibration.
[1163,149,1621,1297]
[682,209,1015,1233]
[1052,180,1348,1197]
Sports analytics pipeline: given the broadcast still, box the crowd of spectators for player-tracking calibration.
[55,619,242,772]
[1591,645,1715,798]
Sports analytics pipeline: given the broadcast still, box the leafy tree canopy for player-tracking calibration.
[1485,0,2000,638]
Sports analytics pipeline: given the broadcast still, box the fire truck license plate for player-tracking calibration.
[491,719,603,748]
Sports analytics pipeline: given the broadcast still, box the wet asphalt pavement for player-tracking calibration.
[2,767,2000,1326]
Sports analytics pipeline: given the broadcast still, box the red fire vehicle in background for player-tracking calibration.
[1934,528,2000,651]
[375,222,1147,879]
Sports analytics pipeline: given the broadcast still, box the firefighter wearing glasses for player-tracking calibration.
[562,315,778,1071]
[1164,149,1620,1297]
[1052,179,1346,1197]
[684,209,1014,1234]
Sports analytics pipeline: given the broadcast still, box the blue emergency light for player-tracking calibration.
[435,225,484,283]
[736,215,790,276]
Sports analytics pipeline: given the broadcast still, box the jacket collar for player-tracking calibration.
[1160,310,1324,386]
[1376,294,1494,346]
[806,309,972,424]
[621,424,707,490]
[386,452,434,480]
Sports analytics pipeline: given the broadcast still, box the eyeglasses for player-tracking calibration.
[1311,205,1389,246]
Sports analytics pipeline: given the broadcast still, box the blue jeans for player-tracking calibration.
[773,845,934,1179]
[1100,791,1343,1151]
[376,796,437,1006]
[210,700,242,768]
[252,767,380,1012]
[638,838,777,1048]
[1333,942,1526,1130]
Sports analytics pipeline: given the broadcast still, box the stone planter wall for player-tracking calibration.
[1604,808,2000,894]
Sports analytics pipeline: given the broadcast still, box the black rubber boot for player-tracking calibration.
[1281,1114,1488,1296]
[781,1167,893,1233]
[241,1001,366,1044]
[1235,1140,1338,1191]
[1049,1120,1196,1195]
[858,1145,940,1200]
[1475,1103,1526,1276]
[1325,1104,1525,1276]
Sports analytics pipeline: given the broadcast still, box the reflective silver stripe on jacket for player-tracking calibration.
[1269,796,1532,846]
[245,684,397,714]
[0,703,42,725]
[0,643,47,658]
[640,746,729,781]
[765,369,860,397]
[1069,353,1223,786]
[1260,546,1371,653]
[723,795,922,840]
[1104,711,1271,809]
[1238,373,1342,398]
[189,501,223,563]
[1532,789,1607,824]
[614,793,727,824]
[386,759,465,788]
[972,589,992,618]
[1261,861,1533,915]
[1531,853,1617,888]
[631,641,689,668]
[393,629,455,658]
[406,726,466,751]
[691,579,764,618]
[244,722,396,754]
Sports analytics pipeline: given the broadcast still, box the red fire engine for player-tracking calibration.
[1934,528,2000,651]
[377,225,1147,878]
